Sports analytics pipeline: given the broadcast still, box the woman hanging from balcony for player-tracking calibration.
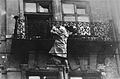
[49,21,76,71]
[49,22,68,58]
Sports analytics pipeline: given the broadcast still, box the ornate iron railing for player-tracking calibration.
[14,19,114,41]
[13,15,26,39]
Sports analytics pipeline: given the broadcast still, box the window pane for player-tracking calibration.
[38,5,49,12]
[77,16,89,22]
[44,76,57,79]
[70,77,83,79]
[77,9,86,14]
[62,4,75,14]
[64,16,75,21]
[25,3,36,12]
[37,3,49,13]
[29,76,40,79]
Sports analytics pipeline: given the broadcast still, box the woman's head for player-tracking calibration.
[65,26,77,32]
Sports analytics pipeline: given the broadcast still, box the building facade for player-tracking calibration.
[0,0,120,79]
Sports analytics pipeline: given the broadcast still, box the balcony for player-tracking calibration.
[14,20,114,41]
[10,18,117,75]
[11,19,116,54]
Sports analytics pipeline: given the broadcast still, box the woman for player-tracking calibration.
[49,23,69,58]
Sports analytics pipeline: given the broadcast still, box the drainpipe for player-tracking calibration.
[52,0,62,21]
[109,0,120,73]
[115,48,120,75]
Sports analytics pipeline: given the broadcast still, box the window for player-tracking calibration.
[62,1,91,36]
[24,1,52,13]
[70,77,83,79]
[28,75,57,79]
[64,16,76,21]
[25,3,37,12]
[77,16,89,22]
[29,76,40,79]
[37,4,49,13]
[62,4,75,14]
[77,9,86,15]
[23,1,53,39]
[37,2,51,13]
[62,1,90,22]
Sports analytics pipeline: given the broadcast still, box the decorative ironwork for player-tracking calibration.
[17,18,26,39]
[63,22,77,28]
[14,21,114,41]
[91,22,113,41]
[14,15,26,39]
[77,22,91,36]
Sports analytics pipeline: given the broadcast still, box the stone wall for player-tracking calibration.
[88,0,112,22]
[104,57,120,79]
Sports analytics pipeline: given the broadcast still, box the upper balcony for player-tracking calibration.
[11,17,117,54]
[13,19,115,42]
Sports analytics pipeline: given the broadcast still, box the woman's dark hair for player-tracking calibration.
[65,26,76,33]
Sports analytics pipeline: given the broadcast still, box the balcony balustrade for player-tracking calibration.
[14,17,114,41]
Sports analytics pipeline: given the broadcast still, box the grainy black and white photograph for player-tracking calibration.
[0,0,120,79]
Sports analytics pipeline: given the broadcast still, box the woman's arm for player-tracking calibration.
[51,26,61,35]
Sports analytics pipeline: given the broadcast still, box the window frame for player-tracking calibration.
[61,1,91,22]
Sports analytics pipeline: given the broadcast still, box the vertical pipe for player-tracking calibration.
[108,0,120,75]
[19,0,24,17]
[115,48,120,75]
[0,0,6,39]
[0,0,7,53]
[4,0,7,37]
[0,0,7,37]
[5,0,7,53]
[52,0,62,21]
